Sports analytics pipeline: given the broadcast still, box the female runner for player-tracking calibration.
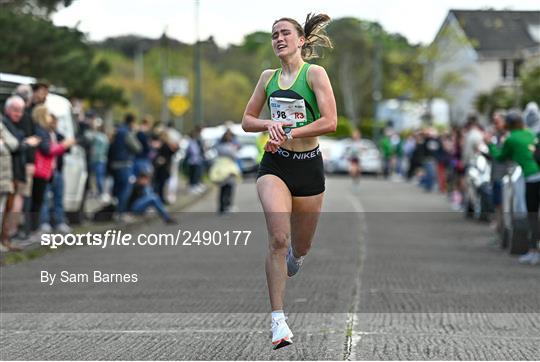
[242,13,337,349]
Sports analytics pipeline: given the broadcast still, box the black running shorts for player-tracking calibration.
[256,146,325,197]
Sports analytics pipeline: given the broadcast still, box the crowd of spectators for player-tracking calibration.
[0,82,209,252]
[378,102,540,266]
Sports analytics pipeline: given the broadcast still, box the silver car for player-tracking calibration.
[320,137,382,174]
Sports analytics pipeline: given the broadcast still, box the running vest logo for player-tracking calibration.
[276,148,321,160]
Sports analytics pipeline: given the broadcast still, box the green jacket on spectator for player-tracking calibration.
[488,129,539,177]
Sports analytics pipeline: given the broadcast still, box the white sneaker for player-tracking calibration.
[529,252,539,266]
[518,251,536,264]
[117,214,136,224]
[56,223,72,234]
[100,193,112,203]
[271,317,293,350]
[39,223,52,233]
[195,184,207,193]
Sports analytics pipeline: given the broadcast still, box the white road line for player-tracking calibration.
[343,191,367,360]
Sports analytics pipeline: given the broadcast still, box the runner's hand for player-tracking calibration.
[266,121,292,142]
[264,137,285,153]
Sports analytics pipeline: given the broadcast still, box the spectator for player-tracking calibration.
[450,127,466,210]
[523,102,540,134]
[14,84,33,108]
[485,111,540,265]
[0,121,19,251]
[164,121,182,203]
[403,132,419,180]
[75,110,97,222]
[134,116,153,177]
[420,127,441,192]
[1,96,40,249]
[212,129,241,213]
[17,83,47,238]
[462,114,484,168]
[127,167,175,224]
[39,115,72,234]
[379,128,394,178]
[185,126,206,194]
[31,105,75,231]
[488,110,510,241]
[85,117,110,201]
[152,129,178,203]
[108,113,142,217]
[438,133,454,194]
[349,129,362,187]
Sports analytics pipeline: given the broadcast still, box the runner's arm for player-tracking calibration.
[242,70,292,141]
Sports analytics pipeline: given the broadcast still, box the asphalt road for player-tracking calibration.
[1,175,539,360]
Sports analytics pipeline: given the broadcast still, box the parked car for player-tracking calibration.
[321,137,382,174]
[200,123,260,174]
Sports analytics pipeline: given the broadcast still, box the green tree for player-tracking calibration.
[0,8,125,106]
[521,65,540,106]
[1,0,75,17]
[475,86,516,116]
[321,17,373,126]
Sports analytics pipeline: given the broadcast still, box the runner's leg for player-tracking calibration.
[257,174,292,311]
[290,193,323,257]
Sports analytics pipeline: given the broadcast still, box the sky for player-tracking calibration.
[52,0,540,47]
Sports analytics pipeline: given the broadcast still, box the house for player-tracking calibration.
[429,9,540,123]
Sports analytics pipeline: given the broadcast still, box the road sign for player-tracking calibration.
[163,77,189,96]
[168,95,191,116]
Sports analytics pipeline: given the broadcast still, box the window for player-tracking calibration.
[514,59,523,79]
[501,59,523,81]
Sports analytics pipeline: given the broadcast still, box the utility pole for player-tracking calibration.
[372,29,383,139]
[160,27,170,124]
[373,33,382,122]
[134,44,145,114]
[194,0,203,125]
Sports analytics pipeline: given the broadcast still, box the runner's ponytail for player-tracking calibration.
[302,13,333,59]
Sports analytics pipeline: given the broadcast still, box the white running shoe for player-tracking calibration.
[286,246,304,277]
[271,317,293,350]
[518,251,536,264]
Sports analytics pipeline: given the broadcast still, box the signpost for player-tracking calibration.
[163,76,190,131]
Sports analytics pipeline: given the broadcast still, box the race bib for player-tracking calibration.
[269,97,307,128]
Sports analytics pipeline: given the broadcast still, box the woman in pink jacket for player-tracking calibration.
[30,105,75,231]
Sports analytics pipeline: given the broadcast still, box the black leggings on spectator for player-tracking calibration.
[525,181,540,249]
[30,177,49,231]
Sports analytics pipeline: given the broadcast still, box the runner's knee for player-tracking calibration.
[268,232,290,253]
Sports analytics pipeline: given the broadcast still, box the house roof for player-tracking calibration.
[449,10,540,58]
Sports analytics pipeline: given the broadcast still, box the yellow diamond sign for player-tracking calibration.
[168,96,191,116]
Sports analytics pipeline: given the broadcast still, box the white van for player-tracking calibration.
[45,94,88,213]
[0,73,87,215]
